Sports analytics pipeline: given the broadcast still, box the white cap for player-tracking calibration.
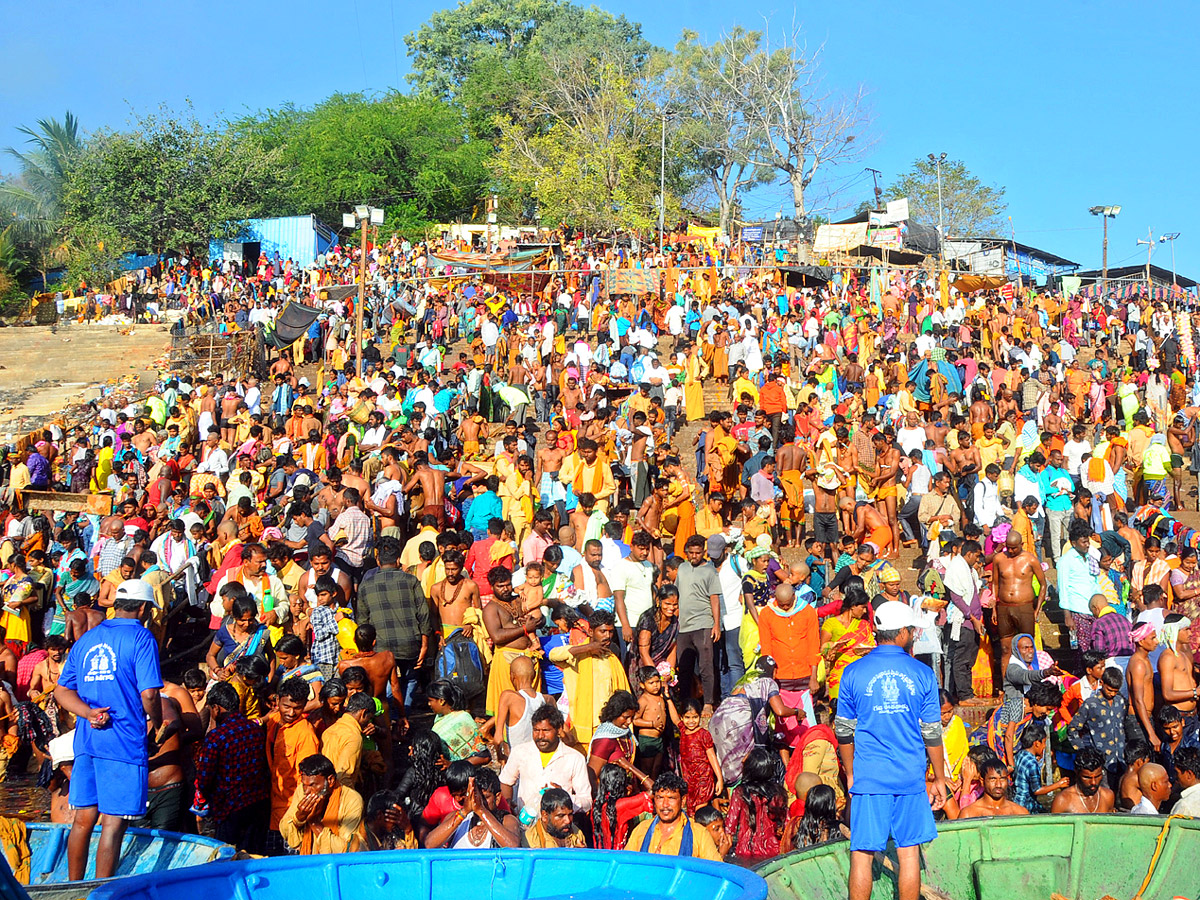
[49,731,75,768]
[115,578,158,608]
[873,600,922,631]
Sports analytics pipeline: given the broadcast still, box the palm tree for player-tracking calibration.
[0,112,81,289]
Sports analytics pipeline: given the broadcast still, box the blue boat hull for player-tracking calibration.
[85,849,768,900]
[19,823,232,900]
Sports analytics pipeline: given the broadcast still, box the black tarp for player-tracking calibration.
[778,265,835,287]
[265,301,321,349]
[903,221,941,257]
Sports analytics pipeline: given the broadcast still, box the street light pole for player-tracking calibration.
[1160,232,1181,286]
[927,152,946,260]
[1089,205,1121,296]
[659,112,666,254]
[1137,228,1155,297]
[343,205,385,380]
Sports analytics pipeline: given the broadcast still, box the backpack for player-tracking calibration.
[434,632,486,700]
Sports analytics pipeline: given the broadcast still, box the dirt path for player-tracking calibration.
[0,320,173,439]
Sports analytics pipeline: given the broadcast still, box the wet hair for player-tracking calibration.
[979,758,1008,779]
[598,689,638,723]
[652,771,688,796]
[182,668,207,689]
[298,754,336,779]
[275,634,307,659]
[402,731,447,814]
[693,805,724,827]
[738,747,786,836]
[206,681,239,711]
[796,784,839,848]
[1026,681,1062,709]
[277,677,311,705]
[1075,748,1106,774]
[319,679,348,702]
[592,764,631,847]
[541,787,572,816]
[341,665,368,688]
[427,678,467,711]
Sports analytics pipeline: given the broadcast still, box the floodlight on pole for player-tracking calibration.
[927,152,946,259]
[1089,205,1121,294]
[1160,232,1181,285]
[345,205,385,379]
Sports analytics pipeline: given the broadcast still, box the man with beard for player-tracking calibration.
[520,788,587,848]
[837,601,946,900]
[1051,748,1115,813]
[500,704,591,817]
[548,610,630,745]
[991,529,1042,675]
[958,758,1029,818]
[623,771,721,860]
[572,539,613,614]
[430,550,483,643]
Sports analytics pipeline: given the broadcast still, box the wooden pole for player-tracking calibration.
[356,218,367,380]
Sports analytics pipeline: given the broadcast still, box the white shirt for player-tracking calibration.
[480,320,499,347]
[717,557,746,631]
[897,426,926,456]
[610,557,655,627]
[1130,796,1159,815]
[1064,439,1092,477]
[1174,782,1200,816]
[197,447,230,477]
[973,478,1004,528]
[499,739,592,815]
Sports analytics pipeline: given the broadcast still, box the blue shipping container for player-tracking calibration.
[209,215,337,270]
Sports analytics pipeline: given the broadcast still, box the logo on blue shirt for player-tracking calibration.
[82,644,118,683]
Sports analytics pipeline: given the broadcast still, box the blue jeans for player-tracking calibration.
[718,626,744,699]
[395,657,423,710]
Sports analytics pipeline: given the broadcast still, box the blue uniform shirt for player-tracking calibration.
[838,644,939,796]
[58,618,163,763]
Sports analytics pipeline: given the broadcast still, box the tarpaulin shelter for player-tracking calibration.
[605,269,660,296]
[908,358,963,403]
[427,248,552,292]
[950,275,1007,294]
[778,265,835,288]
[264,301,322,349]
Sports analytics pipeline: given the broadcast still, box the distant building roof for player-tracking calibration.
[948,236,1078,269]
[1074,264,1197,290]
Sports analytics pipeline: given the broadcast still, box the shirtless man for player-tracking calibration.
[958,759,1029,818]
[948,429,981,519]
[338,624,400,704]
[64,592,106,642]
[991,529,1042,674]
[404,451,446,528]
[536,429,567,529]
[341,459,370,500]
[870,432,901,559]
[968,388,992,433]
[98,558,137,608]
[136,695,185,831]
[458,413,489,460]
[430,550,482,643]
[1167,414,1193,510]
[220,391,242,446]
[635,478,670,542]
[776,428,809,547]
[806,458,845,565]
[364,448,404,536]
[490,656,552,757]
[296,548,353,609]
[29,637,68,730]
[1050,749,1115,813]
[628,411,651,507]
[568,498,593,552]
[1127,622,1162,750]
[130,419,156,459]
[838,497,892,562]
[560,377,584,422]
[1157,613,1197,724]
[833,427,858,533]
[573,539,613,612]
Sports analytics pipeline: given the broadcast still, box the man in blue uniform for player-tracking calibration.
[836,600,946,900]
[55,579,163,881]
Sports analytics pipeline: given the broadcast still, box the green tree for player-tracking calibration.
[238,93,489,226]
[63,108,282,255]
[491,52,663,232]
[668,29,773,237]
[0,112,81,241]
[405,0,651,103]
[887,157,1007,237]
[0,112,82,291]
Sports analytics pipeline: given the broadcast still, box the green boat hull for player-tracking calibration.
[755,815,1200,900]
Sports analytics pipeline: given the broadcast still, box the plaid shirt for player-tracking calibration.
[96,536,133,577]
[193,712,269,822]
[331,506,372,567]
[356,566,432,661]
[1011,748,1043,813]
[308,604,340,666]
[1090,611,1134,658]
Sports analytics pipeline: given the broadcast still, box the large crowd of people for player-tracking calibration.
[4,229,1200,888]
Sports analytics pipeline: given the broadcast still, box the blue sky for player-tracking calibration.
[3,0,1198,277]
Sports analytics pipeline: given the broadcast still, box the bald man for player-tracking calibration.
[991,528,1042,675]
[1131,763,1171,815]
[491,656,554,755]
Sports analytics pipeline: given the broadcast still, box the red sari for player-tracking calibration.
[678,726,716,815]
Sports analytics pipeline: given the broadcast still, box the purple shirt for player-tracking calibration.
[27,451,50,488]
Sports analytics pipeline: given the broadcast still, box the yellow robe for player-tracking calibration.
[548,647,629,745]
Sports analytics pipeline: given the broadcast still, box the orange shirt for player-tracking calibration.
[1011,510,1037,555]
[757,605,821,681]
[265,712,320,829]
